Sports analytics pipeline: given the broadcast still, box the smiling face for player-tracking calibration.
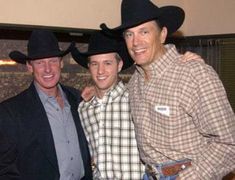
[88,52,123,98]
[26,57,63,95]
[123,20,167,69]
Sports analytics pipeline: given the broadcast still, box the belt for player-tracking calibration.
[161,161,191,176]
[146,160,191,177]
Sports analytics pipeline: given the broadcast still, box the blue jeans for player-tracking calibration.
[143,159,191,180]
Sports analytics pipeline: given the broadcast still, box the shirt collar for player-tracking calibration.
[89,81,126,107]
[35,82,69,107]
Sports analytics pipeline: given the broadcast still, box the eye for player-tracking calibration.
[50,58,60,64]
[140,30,148,35]
[89,62,98,67]
[34,60,43,65]
[51,59,58,63]
[104,60,112,65]
[123,31,133,39]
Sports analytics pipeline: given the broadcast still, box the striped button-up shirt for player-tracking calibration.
[128,44,235,180]
[79,81,144,180]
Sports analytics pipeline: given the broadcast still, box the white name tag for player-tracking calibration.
[155,105,170,117]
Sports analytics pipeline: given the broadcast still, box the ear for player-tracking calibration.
[26,61,33,73]
[118,60,123,72]
[60,59,64,68]
[160,27,168,44]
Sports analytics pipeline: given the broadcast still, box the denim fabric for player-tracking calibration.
[143,159,191,180]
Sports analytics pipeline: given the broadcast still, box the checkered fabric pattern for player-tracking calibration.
[79,81,144,180]
[128,44,235,180]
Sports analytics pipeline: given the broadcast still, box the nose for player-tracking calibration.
[132,34,140,46]
[98,64,105,74]
[44,62,52,73]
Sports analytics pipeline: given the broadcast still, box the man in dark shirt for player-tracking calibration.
[0,30,92,180]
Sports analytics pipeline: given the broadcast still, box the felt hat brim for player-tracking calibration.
[100,0,185,36]
[9,42,74,64]
[71,41,133,70]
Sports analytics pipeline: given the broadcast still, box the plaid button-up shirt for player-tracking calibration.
[128,44,235,180]
[79,81,144,180]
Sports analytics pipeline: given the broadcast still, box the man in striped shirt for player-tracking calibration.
[71,31,145,179]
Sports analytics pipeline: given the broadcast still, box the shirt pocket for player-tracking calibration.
[154,104,202,152]
[154,104,187,138]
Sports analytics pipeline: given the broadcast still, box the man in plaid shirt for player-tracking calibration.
[71,31,145,179]
[101,0,235,179]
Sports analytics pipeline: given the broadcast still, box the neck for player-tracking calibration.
[35,82,64,109]
[95,88,106,99]
[34,82,59,97]
[46,86,64,109]
[44,88,59,98]
[55,91,64,109]
[95,81,118,99]
[141,45,166,81]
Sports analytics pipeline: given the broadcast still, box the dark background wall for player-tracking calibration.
[0,30,234,179]
[0,31,235,111]
[0,29,133,101]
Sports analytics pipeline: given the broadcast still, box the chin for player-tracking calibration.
[97,85,108,90]
[42,82,58,88]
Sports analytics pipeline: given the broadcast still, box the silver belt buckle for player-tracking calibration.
[145,164,160,180]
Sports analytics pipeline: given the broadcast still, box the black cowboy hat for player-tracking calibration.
[71,31,134,70]
[100,0,185,36]
[9,29,74,64]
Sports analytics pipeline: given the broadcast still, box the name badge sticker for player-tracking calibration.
[155,105,170,117]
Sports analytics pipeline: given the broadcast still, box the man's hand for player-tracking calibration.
[81,86,95,101]
[181,51,204,62]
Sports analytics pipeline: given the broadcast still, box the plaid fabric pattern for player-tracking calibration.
[79,81,144,180]
[128,44,235,180]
